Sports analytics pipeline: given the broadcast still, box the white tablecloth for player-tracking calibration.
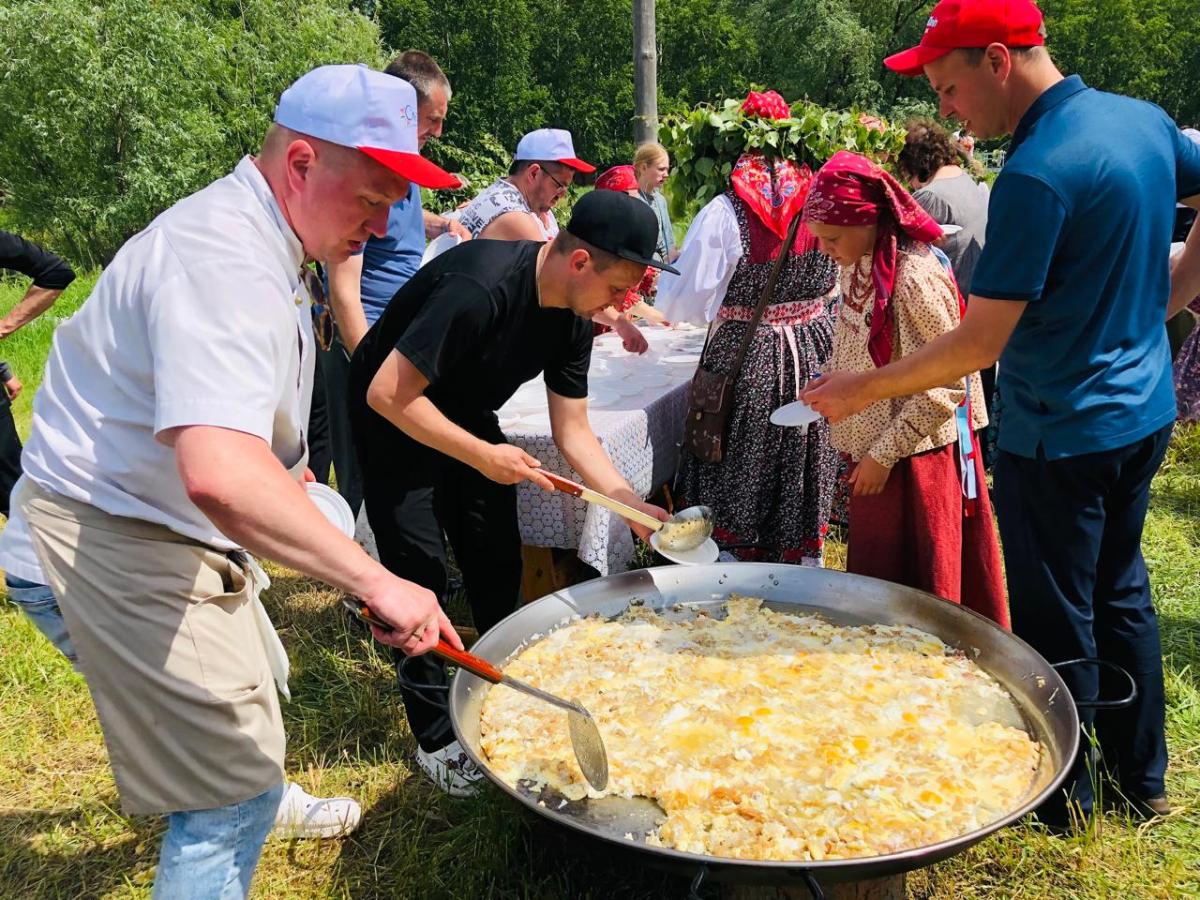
[355,323,707,576]
[501,323,705,575]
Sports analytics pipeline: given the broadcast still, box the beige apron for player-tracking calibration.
[18,480,287,815]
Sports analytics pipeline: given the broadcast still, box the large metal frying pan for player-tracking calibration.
[448,563,1126,889]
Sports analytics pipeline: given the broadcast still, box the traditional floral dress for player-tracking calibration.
[1173,298,1200,424]
[674,193,839,563]
[803,151,1008,626]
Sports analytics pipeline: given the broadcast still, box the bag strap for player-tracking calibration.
[720,210,806,378]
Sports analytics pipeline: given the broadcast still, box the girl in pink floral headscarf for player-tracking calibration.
[802,151,1008,627]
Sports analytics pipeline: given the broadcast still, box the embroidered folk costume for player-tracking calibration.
[804,151,1008,625]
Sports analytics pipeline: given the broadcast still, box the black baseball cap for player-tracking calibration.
[565,190,680,275]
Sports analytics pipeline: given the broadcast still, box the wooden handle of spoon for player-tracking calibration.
[434,640,503,684]
[543,472,584,497]
[543,472,664,531]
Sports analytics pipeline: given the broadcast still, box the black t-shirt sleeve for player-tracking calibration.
[544,316,592,399]
[393,274,495,386]
[0,230,76,289]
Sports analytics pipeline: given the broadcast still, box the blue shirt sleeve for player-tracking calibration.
[1174,129,1200,200]
[969,173,1067,302]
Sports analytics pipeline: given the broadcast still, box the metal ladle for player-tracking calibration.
[436,640,609,792]
[543,473,715,552]
[344,598,609,791]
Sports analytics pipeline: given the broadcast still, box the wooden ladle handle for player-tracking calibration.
[543,472,584,496]
[434,640,504,684]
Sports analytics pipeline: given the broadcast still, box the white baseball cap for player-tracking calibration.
[274,64,459,189]
[513,128,595,173]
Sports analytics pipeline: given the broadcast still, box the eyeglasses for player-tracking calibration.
[540,166,570,194]
[303,265,334,352]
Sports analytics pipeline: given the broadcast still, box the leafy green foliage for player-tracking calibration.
[1040,0,1200,127]
[2,0,1199,271]
[0,0,382,268]
[660,98,906,221]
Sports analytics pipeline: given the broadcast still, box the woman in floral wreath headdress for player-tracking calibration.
[656,90,840,564]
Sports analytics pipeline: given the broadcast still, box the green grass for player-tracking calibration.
[0,281,1197,897]
[0,272,97,434]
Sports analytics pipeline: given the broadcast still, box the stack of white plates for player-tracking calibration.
[660,353,701,365]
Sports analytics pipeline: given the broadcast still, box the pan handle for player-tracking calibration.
[1051,658,1138,710]
[687,864,824,900]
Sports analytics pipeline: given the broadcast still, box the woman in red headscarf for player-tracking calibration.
[802,151,1007,626]
[592,166,667,328]
[655,90,840,565]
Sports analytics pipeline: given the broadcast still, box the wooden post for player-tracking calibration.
[632,0,658,144]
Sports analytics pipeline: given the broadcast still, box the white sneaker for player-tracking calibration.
[415,740,485,797]
[272,782,362,839]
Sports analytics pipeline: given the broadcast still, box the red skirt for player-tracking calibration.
[845,438,1010,628]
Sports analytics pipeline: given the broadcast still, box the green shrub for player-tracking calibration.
[660,97,906,222]
[0,0,382,269]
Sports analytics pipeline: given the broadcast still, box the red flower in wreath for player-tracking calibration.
[741,90,790,121]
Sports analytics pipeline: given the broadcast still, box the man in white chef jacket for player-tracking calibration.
[14,65,464,898]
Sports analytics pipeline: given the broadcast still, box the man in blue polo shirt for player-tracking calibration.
[321,51,469,518]
[804,0,1200,829]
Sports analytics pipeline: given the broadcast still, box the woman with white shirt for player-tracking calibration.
[656,149,839,564]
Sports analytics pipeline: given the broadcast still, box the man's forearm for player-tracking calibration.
[592,307,621,327]
[555,417,634,499]
[174,428,385,596]
[862,326,991,404]
[423,209,448,240]
[0,286,62,338]
[386,394,494,473]
[326,256,370,352]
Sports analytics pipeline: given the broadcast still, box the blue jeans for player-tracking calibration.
[6,576,281,893]
[5,574,77,663]
[152,781,284,899]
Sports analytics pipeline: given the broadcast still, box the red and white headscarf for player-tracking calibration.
[803,150,942,366]
[730,152,815,243]
[594,164,639,193]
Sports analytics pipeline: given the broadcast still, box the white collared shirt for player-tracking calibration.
[653,194,743,325]
[18,156,315,550]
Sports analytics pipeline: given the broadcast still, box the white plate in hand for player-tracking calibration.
[649,531,720,565]
[421,232,462,266]
[306,483,356,538]
[769,400,822,429]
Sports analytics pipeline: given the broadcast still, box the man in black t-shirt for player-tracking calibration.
[348,190,679,794]
[0,230,76,515]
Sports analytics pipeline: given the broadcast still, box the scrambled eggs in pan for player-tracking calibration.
[479,596,1041,861]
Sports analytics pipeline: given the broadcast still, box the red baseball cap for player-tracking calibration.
[884,0,1046,77]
